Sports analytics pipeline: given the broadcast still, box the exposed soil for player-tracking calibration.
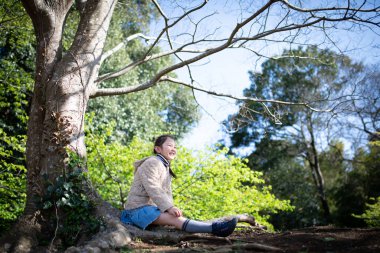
[126,226,380,252]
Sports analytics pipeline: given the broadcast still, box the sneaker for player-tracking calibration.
[211,218,238,237]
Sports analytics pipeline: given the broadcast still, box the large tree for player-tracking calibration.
[0,0,199,235]
[225,46,365,225]
[1,0,379,251]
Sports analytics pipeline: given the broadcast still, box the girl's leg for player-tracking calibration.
[152,212,186,229]
[152,213,237,237]
[152,213,213,233]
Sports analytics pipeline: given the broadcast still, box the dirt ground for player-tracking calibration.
[126,226,380,252]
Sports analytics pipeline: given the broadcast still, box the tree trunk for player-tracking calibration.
[0,1,127,252]
[305,113,331,223]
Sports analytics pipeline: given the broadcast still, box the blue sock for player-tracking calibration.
[181,219,212,233]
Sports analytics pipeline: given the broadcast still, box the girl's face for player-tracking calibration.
[155,138,177,161]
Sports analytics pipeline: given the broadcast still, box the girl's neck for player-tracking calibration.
[156,154,170,167]
[156,154,177,178]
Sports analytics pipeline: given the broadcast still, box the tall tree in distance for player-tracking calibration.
[225,46,363,224]
[1,0,379,251]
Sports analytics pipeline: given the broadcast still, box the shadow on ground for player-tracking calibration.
[124,226,380,252]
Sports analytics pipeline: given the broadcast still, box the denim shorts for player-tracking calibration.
[120,205,162,230]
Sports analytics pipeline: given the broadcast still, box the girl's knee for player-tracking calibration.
[153,213,185,229]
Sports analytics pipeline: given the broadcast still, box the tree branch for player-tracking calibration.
[100,33,149,64]
[90,80,156,98]
[160,76,331,112]
[95,0,277,84]
[144,0,209,58]
[94,2,338,86]
[92,0,380,112]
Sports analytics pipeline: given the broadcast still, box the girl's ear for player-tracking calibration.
[154,146,161,154]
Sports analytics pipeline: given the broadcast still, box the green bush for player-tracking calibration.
[86,129,151,207]
[40,152,102,248]
[173,147,293,229]
[0,129,27,232]
[86,129,293,230]
[354,197,380,227]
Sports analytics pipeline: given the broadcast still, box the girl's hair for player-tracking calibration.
[153,134,177,178]
[153,134,175,154]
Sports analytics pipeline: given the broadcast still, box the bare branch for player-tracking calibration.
[100,0,366,86]
[92,0,380,116]
[96,0,276,83]
[100,33,151,64]
[281,0,379,14]
[96,47,187,83]
[160,76,331,112]
[90,79,156,98]
[144,0,209,58]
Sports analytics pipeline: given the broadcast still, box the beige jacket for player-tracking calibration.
[124,156,173,212]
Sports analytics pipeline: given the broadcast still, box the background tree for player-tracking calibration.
[342,65,380,143]
[333,139,380,226]
[0,0,379,251]
[245,137,321,229]
[325,64,380,227]
[226,46,362,225]
[223,45,380,229]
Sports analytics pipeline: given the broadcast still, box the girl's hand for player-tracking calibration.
[167,206,182,217]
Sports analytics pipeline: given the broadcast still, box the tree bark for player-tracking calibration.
[0,1,119,252]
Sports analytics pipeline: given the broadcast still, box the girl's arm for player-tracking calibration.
[139,159,174,212]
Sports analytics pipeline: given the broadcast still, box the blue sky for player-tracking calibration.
[150,1,380,151]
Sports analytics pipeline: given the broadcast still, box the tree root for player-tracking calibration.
[64,213,268,252]
[197,242,283,252]
[1,206,267,253]
[64,196,131,253]
[65,218,132,253]
[0,212,41,253]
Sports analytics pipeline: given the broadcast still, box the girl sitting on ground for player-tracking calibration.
[121,134,237,237]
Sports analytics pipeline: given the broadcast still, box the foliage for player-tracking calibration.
[354,197,380,227]
[0,0,34,232]
[0,130,27,232]
[86,115,152,207]
[333,141,380,227]
[224,46,367,229]
[86,123,293,230]
[172,147,293,230]
[40,151,102,248]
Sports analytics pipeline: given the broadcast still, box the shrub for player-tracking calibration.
[86,133,293,230]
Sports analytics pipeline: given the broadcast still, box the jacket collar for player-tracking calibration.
[156,154,170,168]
